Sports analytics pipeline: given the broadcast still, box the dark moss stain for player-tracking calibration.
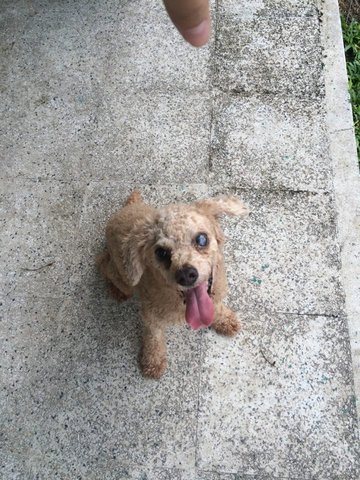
[34,94,50,108]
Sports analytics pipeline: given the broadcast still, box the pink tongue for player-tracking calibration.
[185,282,214,330]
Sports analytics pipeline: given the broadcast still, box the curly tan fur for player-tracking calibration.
[97,191,248,379]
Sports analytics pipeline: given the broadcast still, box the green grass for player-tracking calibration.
[342,16,360,160]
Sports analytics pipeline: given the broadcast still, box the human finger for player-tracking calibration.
[163,0,211,47]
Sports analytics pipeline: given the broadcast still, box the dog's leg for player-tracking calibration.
[212,303,240,337]
[139,324,167,379]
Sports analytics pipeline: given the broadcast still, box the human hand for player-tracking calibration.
[163,0,211,47]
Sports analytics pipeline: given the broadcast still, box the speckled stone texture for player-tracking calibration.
[213,15,324,98]
[209,94,331,191]
[1,0,359,479]
[197,313,358,478]
[220,189,344,315]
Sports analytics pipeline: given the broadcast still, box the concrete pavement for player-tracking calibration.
[1,0,360,478]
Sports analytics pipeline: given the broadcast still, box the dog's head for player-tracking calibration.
[148,196,248,289]
[110,195,248,328]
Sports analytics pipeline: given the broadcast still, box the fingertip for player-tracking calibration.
[180,18,211,47]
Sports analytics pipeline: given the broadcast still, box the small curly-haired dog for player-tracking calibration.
[97,191,248,379]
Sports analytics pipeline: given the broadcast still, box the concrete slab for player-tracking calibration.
[0,0,211,183]
[218,189,343,316]
[1,54,94,182]
[1,296,200,477]
[197,312,359,478]
[1,88,210,183]
[77,91,211,183]
[214,15,323,98]
[196,474,292,480]
[0,0,210,94]
[323,0,360,425]
[218,0,321,17]
[71,0,211,92]
[0,179,85,298]
[210,93,331,191]
[1,0,359,477]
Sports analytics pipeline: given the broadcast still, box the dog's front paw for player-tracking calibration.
[139,329,167,379]
[139,350,167,379]
[212,305,240,337]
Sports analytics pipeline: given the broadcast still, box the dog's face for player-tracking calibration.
[135,196,248,292]
[148,205,220,292]
[114,196,248,292]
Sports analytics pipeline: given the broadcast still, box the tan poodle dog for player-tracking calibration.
[97,191,248,379]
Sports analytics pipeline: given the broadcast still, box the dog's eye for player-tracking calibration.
[155,247,171,261]
[195,233,208,247]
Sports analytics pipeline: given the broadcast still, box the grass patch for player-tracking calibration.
[341,15,360,160]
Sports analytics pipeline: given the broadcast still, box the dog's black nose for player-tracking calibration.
[175,265,199,287]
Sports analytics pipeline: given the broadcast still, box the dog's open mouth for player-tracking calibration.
[183,275,214,330]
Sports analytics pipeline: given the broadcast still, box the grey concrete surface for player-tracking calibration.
[323,0,360,436]
[214,15,323,98]
[1,0,359,479]
[210,95,331,191]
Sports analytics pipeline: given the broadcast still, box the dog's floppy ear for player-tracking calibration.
[106,211,155,288]
[194,195,249,219]
[194,196,248,246]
